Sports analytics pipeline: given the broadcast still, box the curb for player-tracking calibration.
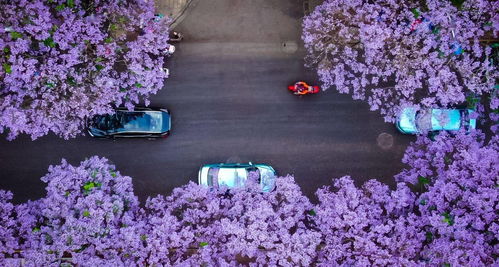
[168,0,199,29]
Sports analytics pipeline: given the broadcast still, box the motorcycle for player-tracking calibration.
[169,31,184,42]
[288,81,320,95]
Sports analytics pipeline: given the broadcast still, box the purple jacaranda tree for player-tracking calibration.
[15,157,148,265]
[0,136,497,265]
[314,176,424,265]
[0,0,170,140]
[396,130,499,265]
[302,0,498,122]
[143,175,322,266]
[0,191,18,261]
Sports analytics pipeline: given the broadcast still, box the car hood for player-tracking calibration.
[397,108,418,134]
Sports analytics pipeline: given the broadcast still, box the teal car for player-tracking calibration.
[198,162,277,192]
[396,107,476,134]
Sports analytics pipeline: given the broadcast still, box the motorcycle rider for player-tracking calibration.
[294,81,311,95]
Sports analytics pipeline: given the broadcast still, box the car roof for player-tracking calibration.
[95,109,170,134]
[217,168,248,188]
[431,109,461,131]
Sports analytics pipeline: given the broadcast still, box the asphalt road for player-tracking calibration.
[0,0,414,203]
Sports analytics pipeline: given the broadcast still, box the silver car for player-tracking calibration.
[198,162,277,192]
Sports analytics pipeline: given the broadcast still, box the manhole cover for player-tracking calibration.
[281,41,298,54]
[377,132,394,150]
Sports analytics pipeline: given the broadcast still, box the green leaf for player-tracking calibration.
[104,37,113,44]
[140,234,147,241]
[425,231,433,242]
[64,191,70,197]
[82,210,90,217]
[55,4,66,11]
[199,242,208,247]
[22,16,33,25]
[66,0,74,8]
[418,176,429,185]
[431,26,440,35]
[134,83,143,88]
[109,24,118,31]
[43,37,56,48]
[117,16,127,24]
[75,244,89,253]
[95,64,104,71]
[83,182,96,192]
[32,227,40,232]
[411,8,420,18]
[419,199,427,205]
[3,63,12,74]
[110,171,117,178]
[10,31,23,40]
[450,0,465,9]
[443,263,451,267]
[95,57,104,62]
[491,43,499,48]
[308,209,316,216]
[119,87,127,92]
[3,47,10,54]
[67,76,76,86]
[442,212,454,226]
[46,82,55,88]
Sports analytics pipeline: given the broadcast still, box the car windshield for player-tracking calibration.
[415,110,432,132]
[93,111,163,133]
[257,167,276,191]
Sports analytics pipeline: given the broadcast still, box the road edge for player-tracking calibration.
[169,0,199,29]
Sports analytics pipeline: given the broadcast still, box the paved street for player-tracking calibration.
[0,0,414,203]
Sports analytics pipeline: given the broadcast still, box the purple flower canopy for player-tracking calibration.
[0,129,497,265]
[302,0,498,122]
[0,0,171,140]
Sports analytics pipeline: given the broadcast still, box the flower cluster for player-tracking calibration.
[0,191,18,261]
[0,0,170,140]
[302,0,498,122]
[396,130,498,265]
[314,176,423,265]
[144,175,321,266]
[12,157,145,265]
